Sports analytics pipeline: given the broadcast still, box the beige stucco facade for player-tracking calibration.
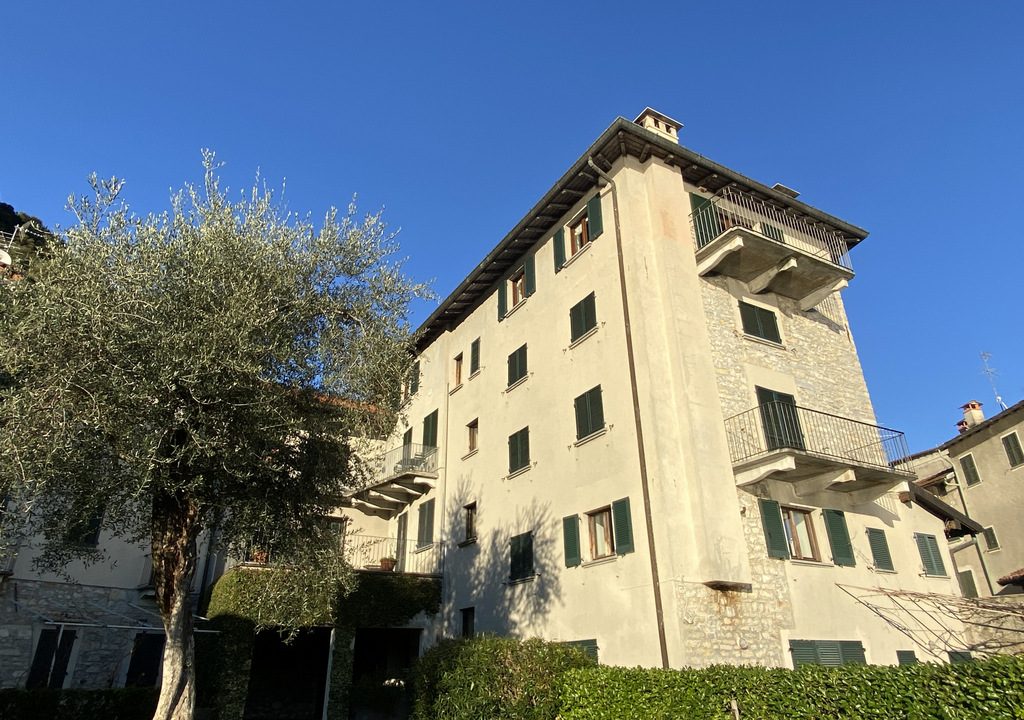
[344,110,970,669]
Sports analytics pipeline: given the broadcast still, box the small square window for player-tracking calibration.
[781,507,820,561]
[508,427,530,473]
[470,338,481,375]
[510,268,527,306]
[739,301,781,343]
[507,344,528,387]
[467,419,479,453]
[460,607,475,638]
[570,293,598,342]
[982,526,1000,551]
[453,353,463,387]
[463,503,477,543]
[569,215,590,256]
[587,507,614,559]
[1001,432,1024,467]
[574,385,605,440]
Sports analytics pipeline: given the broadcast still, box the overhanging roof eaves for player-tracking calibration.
[415,116,870,350]
[909,483,984,535]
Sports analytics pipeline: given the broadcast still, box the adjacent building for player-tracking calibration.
[344,108,970,670]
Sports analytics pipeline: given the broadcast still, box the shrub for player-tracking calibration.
[0,688,158,720]
[557,655,1024,720]
[413,635,595,720]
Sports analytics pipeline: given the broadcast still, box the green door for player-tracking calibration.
[757,387,805,451]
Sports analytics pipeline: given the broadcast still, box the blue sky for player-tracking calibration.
[2,2,1021,450]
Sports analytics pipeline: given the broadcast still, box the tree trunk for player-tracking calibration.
[152,488,201,720]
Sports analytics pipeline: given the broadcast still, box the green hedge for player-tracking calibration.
[558,656,1024,720]
[413,636,595,720]
[0,688,158,720]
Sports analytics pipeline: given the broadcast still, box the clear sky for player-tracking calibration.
[2,2,1021,451]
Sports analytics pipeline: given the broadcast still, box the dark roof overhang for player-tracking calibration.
[905,482,984,536]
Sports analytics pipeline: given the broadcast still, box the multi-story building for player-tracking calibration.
[344,108,971,669]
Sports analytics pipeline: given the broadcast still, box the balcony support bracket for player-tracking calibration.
[799,278,849,311]
[792,468,857,497]
[734,454,796,487]
[696,236,744,276]
[748,256,798,294]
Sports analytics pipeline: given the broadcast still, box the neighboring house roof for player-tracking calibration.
[997,568,1024,587]
[414,115,869,351]
[903,482,984,536]
[940,398,1024,451]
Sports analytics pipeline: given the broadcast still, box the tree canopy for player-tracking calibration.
[0,154,425,720]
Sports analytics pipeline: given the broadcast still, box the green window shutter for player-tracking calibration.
[574,393,589,440]
[983,526,1000,551]
[915,533,946,576]
[509,427,530,473]
[838,641,866,665]
[1002,433,1024,466]
[524,254,536,297]
[409,361,420,395]
[823,509,855,567]
[510,532,534,580]
[402,427,413,447]
[960,454,980,486]
[497,282,507,321]
[562,515,581,567]
[739,302,781,343]
[583,293,597,332]
[417,503,426,546]
[816,641,843,667]
[590,387,604,431]
[422,410,438,449]
[587,195,603,240]
[739,301,759,336]
[570,301,585,341]
[948,651,973,664]
[470,339,480,374]
[508,345,527,386]
[689,193,721,247]
[897,650,918,665]
[758,498,790,559]
[611,497,634,555]
[957,570,978,598]
[417,499,435,546]
[789,640,818,668]
[866,528,894,571]
[553,228,566,271]
[574,386,604,439]
[563,639,598,663]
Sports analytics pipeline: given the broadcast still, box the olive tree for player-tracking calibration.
[0,154,423,720]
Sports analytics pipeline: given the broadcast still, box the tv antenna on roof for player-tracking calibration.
[980,352,1009,412]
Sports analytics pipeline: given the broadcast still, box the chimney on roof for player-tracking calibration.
[960,400,985,430]
[634,107,682,144]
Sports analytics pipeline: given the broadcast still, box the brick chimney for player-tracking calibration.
[960,400,985,431]
[634,108,682,144]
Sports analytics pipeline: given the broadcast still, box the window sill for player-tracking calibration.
[921,573,949,579]
[788,558,831,568]
[504,298,528,319]
[413,543,434,555]
[505,374,529,393]
[984,548,1002,554]
[582,555,617,568]
[449,383,464,396]
[506,574,537,586]
[469,369,482,381]
[871,567,897,574]
[461,448,479,461]
[506,464,533,480]
[457,537,478,548]
[569,326,599,349]
[574,426,608,447]
[742,333,786,350]
[561,241,593,270]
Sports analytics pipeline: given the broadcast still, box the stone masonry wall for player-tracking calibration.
[0,578,160,688]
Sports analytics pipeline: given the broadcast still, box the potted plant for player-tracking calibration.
[380,556,397,572]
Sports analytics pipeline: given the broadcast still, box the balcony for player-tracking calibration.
[346,443,438,519]
[344,533,442,577]
[725,402,913,493]
[689,188,854,310]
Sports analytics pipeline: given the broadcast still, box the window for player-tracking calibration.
[508,427,530,473]
[553,195,604,270]
[453,353,463,387]
[463,503,477,543]
[510,267,527,306]
[497,256,535,320]
[789,640,866,668]
[781,507,820,561]
[26,626,77,689]
[407,360,420,397]
[561,639,599,663]
[563,498,634,566]
[460,607,475,638]
[574,385,605,440]
[756,387,804,451]
[422,410,439,449]
[69,509,103,548]
[960,453,981,486]
[866,528,894,571]
[982,526,1000,551]
[1002,432,1024,467]
[507,344,528,386]
[896,650,918,665]
[915,533,947,576]
[948,651,973,664]
[470,338,481,375]
[510,531,534,581]
[957,569,979,598]
[570,293,598,342]
[739,301,782,343]
[822,509,855,567]
[467,419,479,454]
[416,499,435,548]
[125,633,165,687]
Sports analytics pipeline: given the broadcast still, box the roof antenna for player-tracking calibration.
[980,352,1009,411]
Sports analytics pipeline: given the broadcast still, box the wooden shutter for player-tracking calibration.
[508,432,518,473]
[789,640,818,668]
[739,301,760,336]
[553,228,566,271]
[574,393,589,440]
[816,641,843,666]
[960,454,980,486]
[611,497,634,555]
[497,282,507,321]
[896,650,918,665]
[689,193,721,246]
[758,499,790,559]
[26,629,60,689]
[470,338,480,374]
[587,195,603,239]
[589,387,604,431]
[562,515,581,567]
[511,532,534,580]
[823,509,855,567]
[524,254,536,297]
[839,641,866,665]
[756,387,804,451]
[583,293,597,331]
[409,361,420,395]
[417,499,434,545]
[422,410,438,449]
[915,533,946,576]
[866,528,894,571]
[1002,433,1024,466]
[570,300,585,341]
[563,639,599,662]
[948,651,973,664]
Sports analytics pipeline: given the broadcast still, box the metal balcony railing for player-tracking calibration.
[343,533,442,576]
[724,402,910,473]
[372,443,439,482]
[689,187,853,271]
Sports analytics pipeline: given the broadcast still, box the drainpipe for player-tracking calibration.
[587,156,669,669]
[942,466,995,596]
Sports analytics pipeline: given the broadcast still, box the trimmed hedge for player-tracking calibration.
[0,688,158,720]
[413,636,595,720]
[558,656,1024,720]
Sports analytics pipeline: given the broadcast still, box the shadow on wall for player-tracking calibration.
[441,481,562,638]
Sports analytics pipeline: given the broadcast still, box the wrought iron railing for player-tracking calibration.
[689,187,853,271]
[343,533,442,576]
[373,442,439,482]
[724,402,910,473]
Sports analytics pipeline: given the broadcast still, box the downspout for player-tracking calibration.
[943,462,995,596]
[588,156,670,669]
